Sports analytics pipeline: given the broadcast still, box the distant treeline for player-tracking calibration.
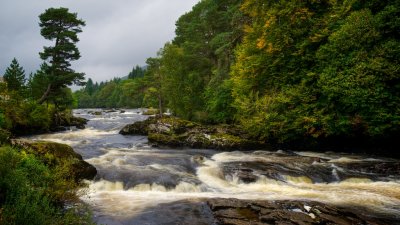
[75,0,400,148]
[74,65,147,108]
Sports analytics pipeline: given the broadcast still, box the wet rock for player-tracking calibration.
[89,111,102,116]
[69,116,88,129]
[50,126,68,132]
[221,154,332,184]
[207,198,392,225]
[119,117,158,135]
[339,161,400,178]
[11,139,97,181]
[218,152,400,184]
[120,110,126,113]
[56,115,88,130]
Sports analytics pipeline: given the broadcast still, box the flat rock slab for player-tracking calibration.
[207,198,397,225]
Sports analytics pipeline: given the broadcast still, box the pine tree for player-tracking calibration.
[3,58,26,92]
[38,7,86,104]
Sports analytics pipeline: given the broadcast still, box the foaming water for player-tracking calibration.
[28,109,400,224]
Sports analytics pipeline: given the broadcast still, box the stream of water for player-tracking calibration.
[28,109,400,224]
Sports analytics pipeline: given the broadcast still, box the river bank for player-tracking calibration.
[120,115,400,158]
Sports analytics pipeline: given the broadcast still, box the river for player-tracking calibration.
[28,109,400,224]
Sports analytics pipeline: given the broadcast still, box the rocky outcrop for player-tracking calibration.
[11,139,97,180]
[52,114,88,131]
[207,198,394,225]
[220,151,400,184]
[119,117,158,135]
[120,116,268,150]
[68,116,88,129]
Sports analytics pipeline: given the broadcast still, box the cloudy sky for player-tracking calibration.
[0,0,199,83]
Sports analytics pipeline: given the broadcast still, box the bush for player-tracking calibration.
[0,146,94,224]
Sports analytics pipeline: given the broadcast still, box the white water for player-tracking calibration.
[29,109,400,224]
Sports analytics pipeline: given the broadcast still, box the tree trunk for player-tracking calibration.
[158,93,163,118]
[38,84,52,104]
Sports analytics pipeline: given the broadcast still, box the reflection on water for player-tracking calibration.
[29,109,400,224]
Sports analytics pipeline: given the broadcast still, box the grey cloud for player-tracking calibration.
[0,0,199,83]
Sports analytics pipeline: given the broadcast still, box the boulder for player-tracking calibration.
[11,139,97,180]
[119,117,158,135]
[54,114,88,130]
[69,116,88,129]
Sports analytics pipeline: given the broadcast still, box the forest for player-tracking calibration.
[75,0,400,150]
[0,0,399,223]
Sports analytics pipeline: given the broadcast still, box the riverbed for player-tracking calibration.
[28,109,400,224]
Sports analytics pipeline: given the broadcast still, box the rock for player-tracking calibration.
[55,115,88,130]
[120,110,126,113]
[50,126,68,132]
[119,117,158,135]
[339,161,400,178]
[69,116,88,127]
[206,198,393,225]
[75,124,85,129]
[148,133,182,147]
[90,111,102,116]
[11,139,97,181]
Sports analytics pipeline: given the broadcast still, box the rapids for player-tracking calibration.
[28,109,400,224]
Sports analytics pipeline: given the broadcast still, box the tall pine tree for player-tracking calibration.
[38,7,86,104]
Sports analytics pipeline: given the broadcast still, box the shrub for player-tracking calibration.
[0,146,94,224]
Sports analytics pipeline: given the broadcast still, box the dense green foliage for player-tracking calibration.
[231,0,400,146]
[74,77,143,108]
[74,66,149,108]
[0,146,93,224]
[38,7,86,104]
[1,59,76,135]
[74,0,399,149]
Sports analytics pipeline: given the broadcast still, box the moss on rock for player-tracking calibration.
[121,116,269,150]
[148,133,183,147]
[11,139,97,181]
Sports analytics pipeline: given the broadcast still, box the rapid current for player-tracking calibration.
[28,109,400,224]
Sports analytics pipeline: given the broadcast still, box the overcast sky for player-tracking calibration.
[0,0,199,83]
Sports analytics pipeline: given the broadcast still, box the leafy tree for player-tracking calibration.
[144,57,165,116]
[3,58,26,93]
[38,7,86,104]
